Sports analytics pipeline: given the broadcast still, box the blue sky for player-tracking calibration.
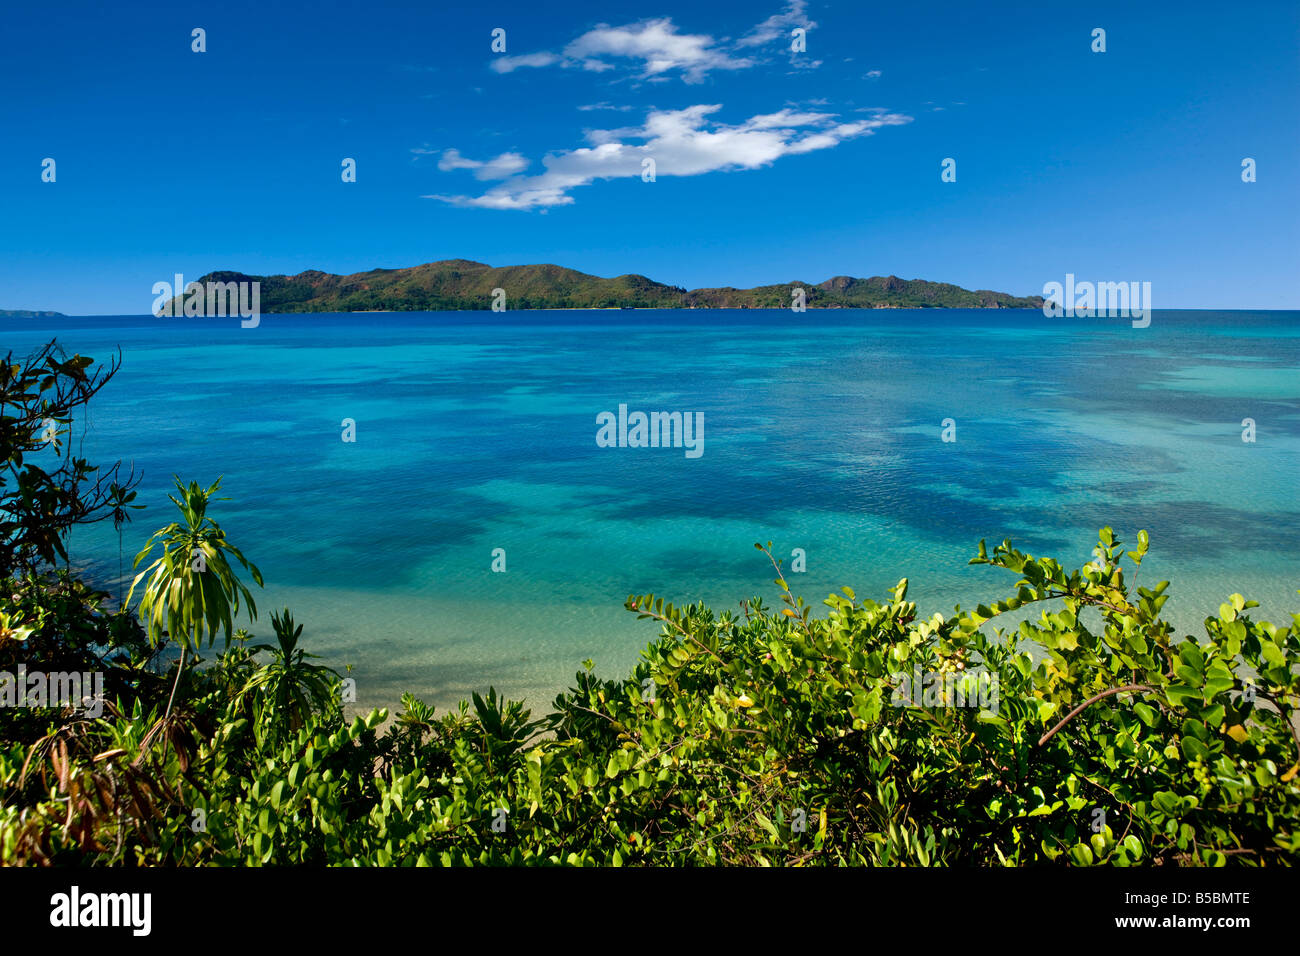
[1,0,1297,314]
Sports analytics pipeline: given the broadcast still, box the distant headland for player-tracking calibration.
[164,260,1045,313]
[0,309,66,318]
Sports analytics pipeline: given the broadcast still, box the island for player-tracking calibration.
[164,260,1045,313]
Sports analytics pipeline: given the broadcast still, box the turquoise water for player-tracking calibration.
[3,310,1298,714]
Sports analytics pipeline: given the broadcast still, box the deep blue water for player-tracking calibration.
[3,309,1298,712]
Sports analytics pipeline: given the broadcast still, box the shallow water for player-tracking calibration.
[5,309,1297,715]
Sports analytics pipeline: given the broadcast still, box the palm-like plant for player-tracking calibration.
[126,476,262,717]
[241,609,340,741]
[107,480,144,607]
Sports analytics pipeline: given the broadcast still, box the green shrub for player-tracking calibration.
[3,527,1297,866]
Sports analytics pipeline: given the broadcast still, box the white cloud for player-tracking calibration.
[485,3,824,83]
[427,105,911,210]
[742,109,838,130]
[564,18,752,83]
[737,0,816,48]
[489,51,562,74]
[865,69,882,78]
[483,19,746,83]
[435,148,529,180]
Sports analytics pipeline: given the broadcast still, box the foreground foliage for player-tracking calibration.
[0,342,139,577]
[2,522,1297,866]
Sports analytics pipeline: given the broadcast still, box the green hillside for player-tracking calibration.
[169,260,1044,312]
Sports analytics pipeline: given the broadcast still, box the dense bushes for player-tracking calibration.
[2,524,1298,866]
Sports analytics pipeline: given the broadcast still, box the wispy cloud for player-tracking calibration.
[737,0,816,47]
[427,105,911,210]
[488,2,817,83]
[431,148,530,180]
[492,19,750,83]
[490,51,563,74]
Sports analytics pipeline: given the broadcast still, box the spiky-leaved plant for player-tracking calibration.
[126,476,262,717]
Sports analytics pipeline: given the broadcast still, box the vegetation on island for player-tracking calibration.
[165,260,1045,313]
[2,344,1297,866]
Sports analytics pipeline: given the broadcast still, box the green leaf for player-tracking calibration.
[1181,736,1210,762]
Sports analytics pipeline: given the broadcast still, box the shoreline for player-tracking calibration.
[11,307,1296,320]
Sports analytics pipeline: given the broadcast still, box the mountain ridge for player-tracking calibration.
[173,260,1045,312]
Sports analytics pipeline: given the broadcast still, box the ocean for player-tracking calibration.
[3,309,1297,716]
